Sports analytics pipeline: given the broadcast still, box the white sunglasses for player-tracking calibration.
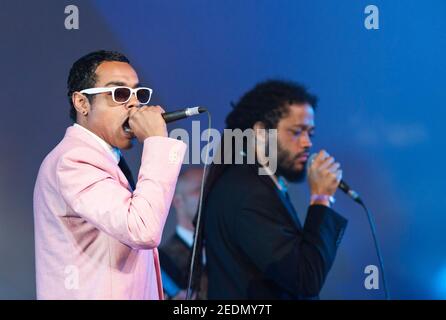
[80,86,153,105]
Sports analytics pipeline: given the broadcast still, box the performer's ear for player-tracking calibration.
[253,121,267,143]
[72,92,90,117]
[253,121,271,167]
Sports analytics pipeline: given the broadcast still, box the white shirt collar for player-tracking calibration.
[74,123,121,164]
[176,225,194,248]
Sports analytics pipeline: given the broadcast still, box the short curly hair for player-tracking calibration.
[67,50,130,122]
[225,79,318,130]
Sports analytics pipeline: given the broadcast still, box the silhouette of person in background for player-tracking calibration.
[159,167,207,299]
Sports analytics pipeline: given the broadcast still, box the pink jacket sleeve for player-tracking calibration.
[56,136,187,249]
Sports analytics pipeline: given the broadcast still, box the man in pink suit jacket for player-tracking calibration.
[33,50,187,300]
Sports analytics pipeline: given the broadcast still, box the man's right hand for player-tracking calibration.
[307,150,342,198]
[128,105,168,141]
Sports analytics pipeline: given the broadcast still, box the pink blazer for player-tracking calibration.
[33,125,186,299]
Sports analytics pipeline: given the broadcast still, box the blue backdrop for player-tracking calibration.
[0,0,445,299]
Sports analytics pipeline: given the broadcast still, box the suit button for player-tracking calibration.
[168,147,183,164]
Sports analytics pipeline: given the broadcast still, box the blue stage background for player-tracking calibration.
[0,0,445,299]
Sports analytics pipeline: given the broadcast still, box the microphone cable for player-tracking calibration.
[186,111,212,300]
[350,194,390,300]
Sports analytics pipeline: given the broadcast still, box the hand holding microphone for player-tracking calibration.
[128,106,207,142]
[307,150,343,206]
[307,150,362,205]
[128,105,168,141]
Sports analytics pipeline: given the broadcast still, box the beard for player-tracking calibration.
[275,142,308,183]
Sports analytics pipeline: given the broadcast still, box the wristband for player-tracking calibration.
[310,194,336,205]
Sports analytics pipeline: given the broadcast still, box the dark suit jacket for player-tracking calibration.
[203,163,348,299]
[159,233,208,299]
[159,233,191,290]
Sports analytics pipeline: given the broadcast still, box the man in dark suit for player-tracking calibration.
[159,167,206,299]
[200,80,348,299]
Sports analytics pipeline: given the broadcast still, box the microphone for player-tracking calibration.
[162,107,207,123]
[308,153,362,204]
